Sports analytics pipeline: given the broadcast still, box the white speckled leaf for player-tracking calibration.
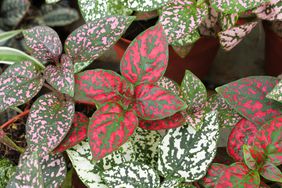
[157,111,219,182]
[180,70,207,111]
[7,150,66,188]
[220,13,239,30]
[130,127,161,168]
[67,140,136,188]
[160,0,208,44]
[160,177,184,188]
[126,0,171,11]
[157,76,180,95]
[171,31,200,46]
[182,109,205,130]
[26,93,75,157]
[102,162,160,188]
[78,0,132,22]
[253,0,282,21]
[267,79,282,103]
[219,22,258,51]
[0,61,44,113]
[44,54,74,96]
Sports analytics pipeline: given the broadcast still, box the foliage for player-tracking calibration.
[0,158,16,188]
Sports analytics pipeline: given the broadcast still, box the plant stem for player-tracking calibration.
[0,129,25,153]
[0,109,30,129]
[43,83,57,93]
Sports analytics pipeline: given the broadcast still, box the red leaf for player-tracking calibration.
[200,163,227,188]
[139,112,185,130]
[216,76,282,126]
[259,162,282,183]
[216,163,260,188]
[74,69,134,105]
[133,84,187,120]
[120,24,168,85]
[227,118,259,161]
[243,145,265,170]
[53,112,89,153]
[253,116,282,165]
[88,103,138,161]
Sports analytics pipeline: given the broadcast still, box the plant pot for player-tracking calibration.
[263,22,282,76]
[114,36,220,83]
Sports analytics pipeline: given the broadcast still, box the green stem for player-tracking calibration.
[11,107,23,113]
[0,130,25,153]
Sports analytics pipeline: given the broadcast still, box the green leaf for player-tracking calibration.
[0,29,23,43]
[78,0,132,21]
[66,140,135,188]
[26,93,75,156]
[0,158,16,188]
[259,162,282,183]
[7,150,66,188]
[0,47,45,69]
[41,7,79,27]
[267,79,282,103]
[157,76,180,96]
[130,127,161,169]
[171,31,200,46]
[46,0,61,3]
[158,111,219,182]
[102,162,160,188]
[0,61,44,113]
[126,0,171,11]
[160,177,184,188]
[243,145,265,170]
[220,13,239,30]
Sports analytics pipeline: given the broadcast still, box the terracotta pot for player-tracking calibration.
[263,22,282,76]
[114,36,220,83]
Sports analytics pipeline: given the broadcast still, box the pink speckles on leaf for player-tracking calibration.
[26,93,75,156]
[23,26,62,63]
[253,0,282,21]
[120,24,168,85]
[64,15,134,63]
[44,54,74,96]
[0,61,44,113]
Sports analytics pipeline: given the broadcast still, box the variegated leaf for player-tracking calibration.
[216,76,282,126]
[102,162,160,188]
[156,76,180,95]
[65,16,134,63]
[219,22,258,51]
[121,24,168,85]
[253,116,282,166]
[88,103,138,161]
[160,177,184,188]
[139,112,185,130]
[201,5,219,29]
[158,111,219,182]
[171,44,194,58]
[227,118,259,161]
[243,145,265,170]
[44,54,74,96]
[130,127,161,168]
[267,79,282,103]
[23,26,62,63]
[134,83,187,120]
[66,140,135,188]
[42,7,79,27]
[171,31,200,46]
[26,93,75,156]
[259,162,282,183]
[7,150,66,188]
[74,69,134,105]
[46,0,61,3]
[0,61,44,113]
[53,112,89,153]
[180,70,207,111]
[78,0,132,21]
[210,0,268,14]
[1,0,30,27]
[0,29,23,43]
[200,163,227,188]
[253,0,282,21]
[126,0,171,11]
[160,0,208,44]
[220,13,239,30]
[216,163,260,188]
[182,109,205,130]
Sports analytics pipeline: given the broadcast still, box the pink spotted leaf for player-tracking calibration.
[23,26,62,63]
[88,103,138,161]
[182,109,205,130]
[259,162,282,183]
[243,145,265,170]
[65,16,134,64]
[0,61,44,113]
[74,69,134,105]
[216,76,282,126]
[7,149,66,188]
[200,163,227,188]
[220,13,239,30]
[26,93,75,157]
[253,0,282,21]
[139,112,185,130]
[44,54,74,96]
[53,112,89,153]
[120,24,168,85]
[216,162,260,188]
[133,83,187,120]
[218,22,258,51]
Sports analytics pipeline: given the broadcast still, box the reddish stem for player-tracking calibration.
[0,109,30,129]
